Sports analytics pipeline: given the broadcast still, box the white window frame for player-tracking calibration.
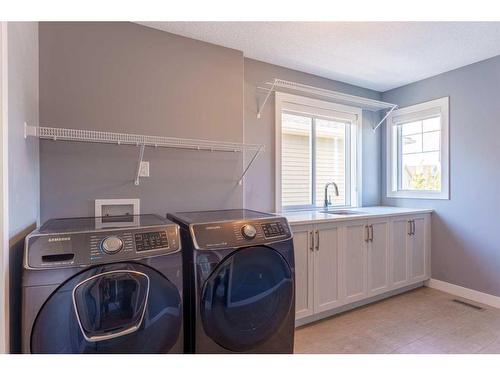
[275,92,362,212]
[386,96,449,200]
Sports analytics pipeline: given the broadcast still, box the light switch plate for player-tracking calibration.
[139,161,149,177]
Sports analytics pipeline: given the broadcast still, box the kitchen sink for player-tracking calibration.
[320,209,364,215]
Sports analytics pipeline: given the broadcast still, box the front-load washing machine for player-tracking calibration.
[22,214,183,354]
[168,209,295,354]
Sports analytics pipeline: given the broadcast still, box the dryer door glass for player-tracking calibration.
[201,246,294,352]
[30,263,182,353]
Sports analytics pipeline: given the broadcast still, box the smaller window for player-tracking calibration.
[386,97,449,199]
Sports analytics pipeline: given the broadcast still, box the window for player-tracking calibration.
[275,93,361,211]
[386,97,449,199]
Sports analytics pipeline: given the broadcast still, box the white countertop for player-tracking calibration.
[281,206,433,225]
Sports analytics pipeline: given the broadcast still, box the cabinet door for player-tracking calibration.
[409,215,429,282]
[314,223,341,313]
[341,220,367,303]
[367,218,390,295]
[390,216,411,288]
[291,224,314,319]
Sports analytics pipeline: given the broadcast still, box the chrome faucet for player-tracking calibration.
[324,182,339,208]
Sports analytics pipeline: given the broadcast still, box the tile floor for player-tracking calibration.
[294,287,500,354]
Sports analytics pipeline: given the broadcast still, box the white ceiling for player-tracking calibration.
[138,22,500,92]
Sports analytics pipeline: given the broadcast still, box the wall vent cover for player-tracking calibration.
[452,299,484,310]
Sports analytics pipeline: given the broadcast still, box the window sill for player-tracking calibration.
[386,191,449,200]
[281,205,358,213]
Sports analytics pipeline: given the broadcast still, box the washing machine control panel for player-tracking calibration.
[241,224,257,240]
[100,235,124,254]
[25,224,180,269]
[261,222,287,238]
[191,217,291,250]
[134,231,169,252]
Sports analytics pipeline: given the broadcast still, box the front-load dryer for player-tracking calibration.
[168,209,295,354]
[22,214,183,354]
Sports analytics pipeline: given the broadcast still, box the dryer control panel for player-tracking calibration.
[190,217,292,250]
[25,223,180,269]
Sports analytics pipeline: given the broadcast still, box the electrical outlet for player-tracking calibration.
[139,161,150,177]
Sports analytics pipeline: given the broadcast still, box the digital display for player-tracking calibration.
[134,231,168,252]
[261,222,286,238]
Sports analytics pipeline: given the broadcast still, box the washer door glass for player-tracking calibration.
[73,270,149,342]
[31,263,181,353]
[200,246,293,352]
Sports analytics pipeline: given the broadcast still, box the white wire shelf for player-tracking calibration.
[256,78,398,131]
[25,124,264,185]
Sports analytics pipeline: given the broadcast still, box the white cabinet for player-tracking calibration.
[314,223,342,313]
[341,220,367,303]
[292,224,314,319]
[390,216,411,288]
[292,222,341,319]
[408,215,430,282]
[367,218,390,295]
[389,214,431,288]
[341,217,390,303]
[291,211,431,325]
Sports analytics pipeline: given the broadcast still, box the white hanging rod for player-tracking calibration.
[256,78,397,131]
[24,124,264,186]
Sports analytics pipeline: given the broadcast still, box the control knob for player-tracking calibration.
[101,235,124,254]
[241,224,257,240]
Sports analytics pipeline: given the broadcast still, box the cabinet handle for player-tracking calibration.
[315,230,320,251]
[365,225,370,242]
[408,220,412,236]
[411,220,416,235]
[309,231,314,251]
[369,224,374,242]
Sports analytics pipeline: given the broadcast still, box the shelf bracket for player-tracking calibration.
[256,79,277,119]
[134,144,146,186]
[372,104,398,132]
[237,145,264,185]
[24,122,37,138]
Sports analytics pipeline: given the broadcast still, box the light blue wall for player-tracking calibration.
[382,55,500,297]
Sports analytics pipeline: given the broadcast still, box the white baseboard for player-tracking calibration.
[425,278,500,309]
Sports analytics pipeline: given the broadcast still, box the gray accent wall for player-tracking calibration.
[7,22,39,353]
[382,55,500,297]
[243,58,382,211]
[8,22,39,237]
[39,22,245,221]
[39,22,383,221]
